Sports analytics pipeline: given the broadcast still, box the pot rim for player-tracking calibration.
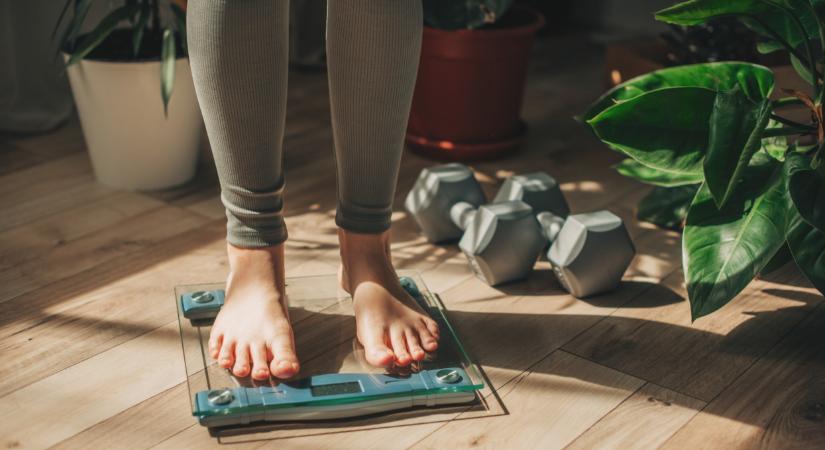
[423,5,546,39]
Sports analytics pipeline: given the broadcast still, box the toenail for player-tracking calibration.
[278,361,291,369]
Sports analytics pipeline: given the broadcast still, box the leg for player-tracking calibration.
[187,0,298,380]
[327,0,440,367]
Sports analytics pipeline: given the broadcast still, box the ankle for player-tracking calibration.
[226,242,286,293]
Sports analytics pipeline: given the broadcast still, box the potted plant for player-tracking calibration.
[55,0,203,190]
[405,0,546,161]
[583,0,825,320]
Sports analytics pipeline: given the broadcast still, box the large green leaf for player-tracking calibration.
[637,185,700,230]
[615,159,704,187]
[66,4,141,66]
[588,87,716,177]
[704,88,773,208]
[582,62,774,122]
[786,152,825,233]
[684,156,793,320]
[161,28,177,116]
[655,0,770,26]
[788,218,825,294]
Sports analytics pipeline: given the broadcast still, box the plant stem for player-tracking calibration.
[772,97,806,109]
[769,114,815,130]
[763,126,816,138]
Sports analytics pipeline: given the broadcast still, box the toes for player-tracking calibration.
[405,329,426,361]
[417,324,439,352]
[360,326,395,368]
[232,343,251,377]
[390,327,411,366]
[423,317,440,339]
[218,339,236,369]
[208,332,223,360]
[269,343,300,379]
[250,343,270,380]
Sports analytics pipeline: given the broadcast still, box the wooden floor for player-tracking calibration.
[2,36,824,450]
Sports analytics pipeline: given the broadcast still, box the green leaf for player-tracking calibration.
[615,159,705,187]
[704,88,773,208]
[171,3,188,54]
[761,120,789,160]
[790,52,815,84]
[66,3,141,66]
[787,218,825,294]
[132,2,150,57]
[588,87,716,177]
[655,0,770,25]
[637,185,700,230]
[761,243,793,275]
[65,0,95,47]
[741,5,819,50]
[161,28,177,116]
[684,156,793,320]
[581,62,774,122]
[786,152,825,233]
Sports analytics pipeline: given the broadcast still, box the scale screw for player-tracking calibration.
[191,291,214,304]
[207,389,234,406]
[435,369,462,384]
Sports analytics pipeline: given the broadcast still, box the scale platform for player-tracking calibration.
[175,272,485,435]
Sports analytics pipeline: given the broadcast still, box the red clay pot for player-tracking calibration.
[406,6,545,161]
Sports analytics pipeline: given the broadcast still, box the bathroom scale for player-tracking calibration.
[175,272,484,434]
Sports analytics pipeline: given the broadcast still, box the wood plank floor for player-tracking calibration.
[2,36,823,450]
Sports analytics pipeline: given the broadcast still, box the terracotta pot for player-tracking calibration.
[406,5,545,161]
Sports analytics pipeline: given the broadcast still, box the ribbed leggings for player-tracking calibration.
[187,0,422,247]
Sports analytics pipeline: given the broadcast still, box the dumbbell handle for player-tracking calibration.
[537,211,565,243]
[450,201,477,231]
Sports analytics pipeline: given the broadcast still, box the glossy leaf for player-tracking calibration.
[161,28,176,116]
[684,156,792,320]
[704,88,773,208]
[582,62,774,122]
[66,4,141,66]
[788,218,825,294]
[588,87,716,177]
[655,0,770,26]
[637,185,700,231]
[615,159,704,187]
[761,120,789,160]
[786,152,825,233]
[741,4,819,50]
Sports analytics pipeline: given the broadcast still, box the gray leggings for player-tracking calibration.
[187,0,422,247]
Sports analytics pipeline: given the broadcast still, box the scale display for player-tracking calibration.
[175,272,484,430]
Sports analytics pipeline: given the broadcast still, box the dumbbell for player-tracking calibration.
[404,163,487,243]
[462,173,636,297]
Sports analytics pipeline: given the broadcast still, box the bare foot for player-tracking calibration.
[209,243,300,380]
[339,229,440,368]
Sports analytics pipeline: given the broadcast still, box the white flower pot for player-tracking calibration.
[64,55,203,190]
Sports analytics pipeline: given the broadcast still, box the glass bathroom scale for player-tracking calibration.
[175,272,484,434]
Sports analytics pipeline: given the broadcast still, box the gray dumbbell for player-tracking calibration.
[458,173,636,297]
[405,163,486,243]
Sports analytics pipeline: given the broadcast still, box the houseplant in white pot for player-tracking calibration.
[55,0,202,190]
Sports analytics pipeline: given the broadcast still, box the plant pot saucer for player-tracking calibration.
[405,121,527,161]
